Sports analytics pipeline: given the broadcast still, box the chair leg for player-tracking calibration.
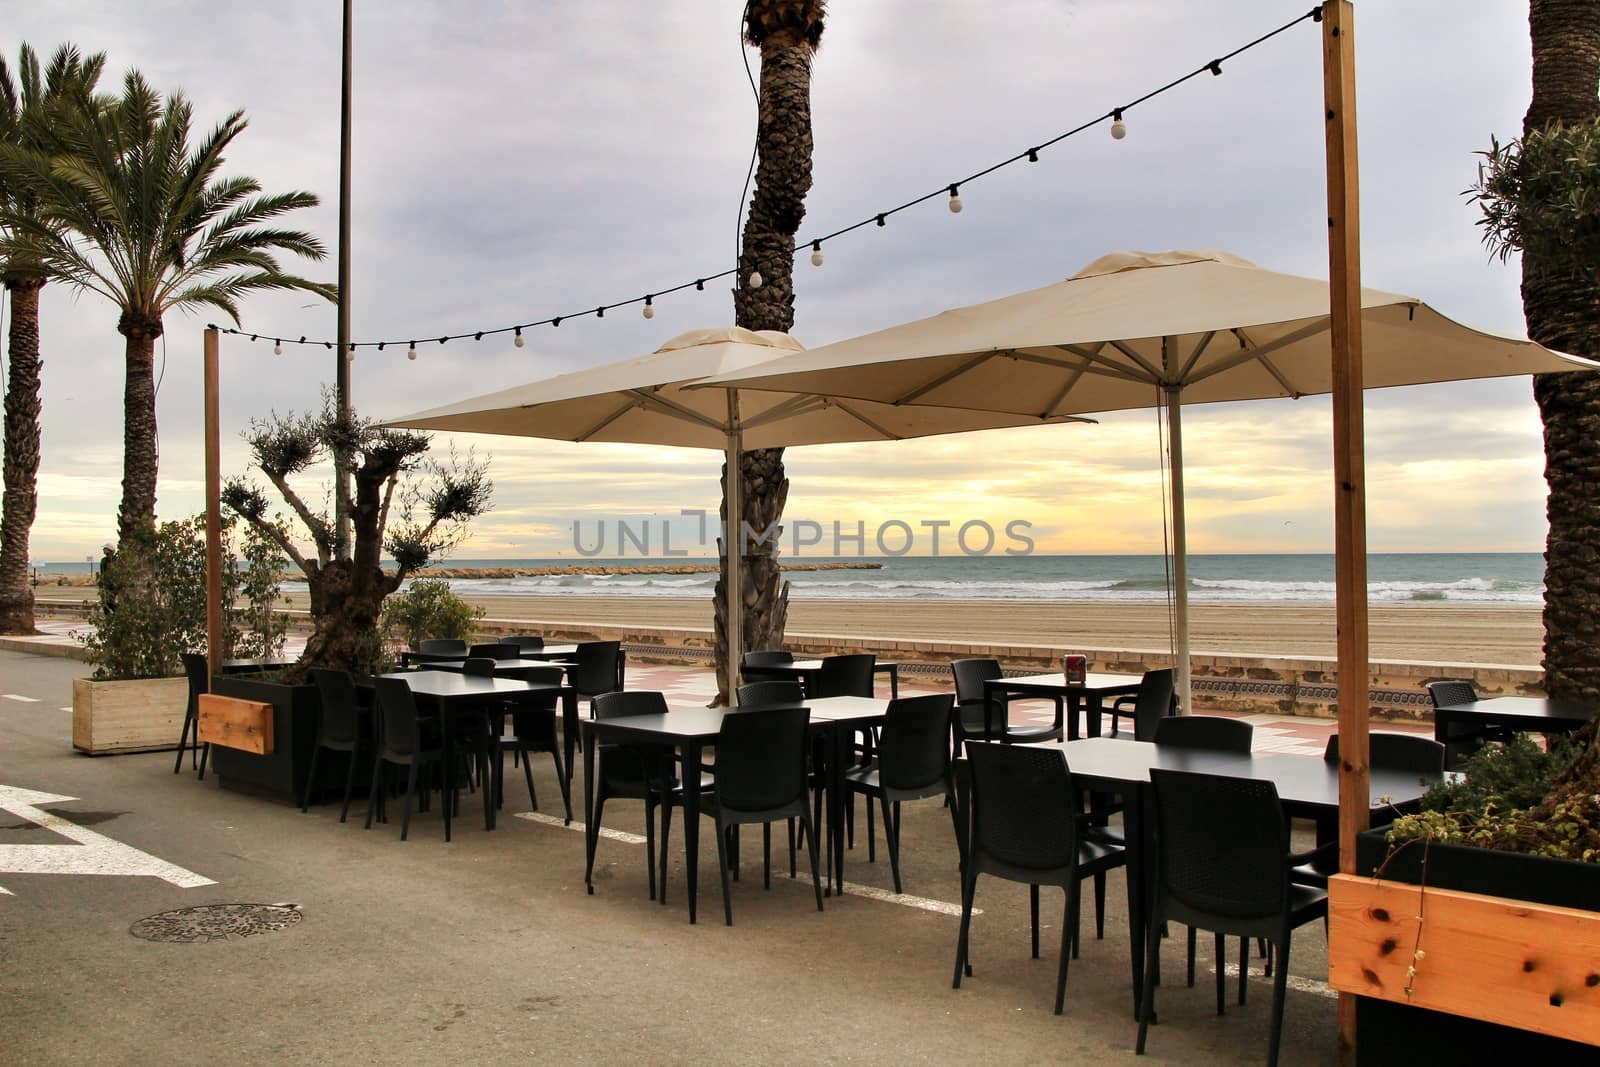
[1069,875,1083,960]
[174,707,194,774]
[365,758,384,829]
[953,868,978,989]
[645,794,658,902]
[1187,926,1197,987]
[762,822,772,890]
[400,763,418,841]
[1056,882,1078,1015]
[1267,931,1291,1067]
[1215,931,1227,1015]
[301,744,323,813]
[1136,904,1163,1054]
[865,791,876,863]
[549,745,572,824]
[657,798,671,907]
[1030,884,1041,959]
[714,816,734,927]
[804,811,824,912]
[197,742,210,781]
[883,794,902,894]
[440,758,452,843]
[1093,872,1106,940]
[521,744,538,811]
[1239,936,1249,1005]
[339,748,359,823]
[787,818,797,879]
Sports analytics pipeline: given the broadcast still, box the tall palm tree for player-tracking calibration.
[0,71,334,546]
[714,0,827,702]
[0,43,104,634]
[1521,0,1600,701]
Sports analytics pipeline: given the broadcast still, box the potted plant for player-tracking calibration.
[72,516,285,754]
[379,577,483,654]
[1329,730,1600,1061]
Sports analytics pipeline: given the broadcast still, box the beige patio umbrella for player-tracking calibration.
[384,326,1091,696]
[695,250,1596,712]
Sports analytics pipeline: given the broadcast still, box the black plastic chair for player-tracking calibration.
[740,649,794,685]
[695,706,823,926]
[952,742,1127,1014]
[843,694,957,893]
[1153,715,1254,752]
[499,635,545,652]
[365,676,450,841]
[951,657,1064,750]
[1426,678,1500,769]
[468,642,519,660]
[572,641,623,698]
[1137,770,1329,1067]
[812,653,875,697]
[591,691,679,901]
[175,652,211,777]
[418,638,467,656]
[1108,668,1178,740]
[304,669,373,822]
[735,680,805,707]
[494,665,571,822]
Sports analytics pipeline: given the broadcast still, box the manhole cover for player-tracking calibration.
[129,903,302,943]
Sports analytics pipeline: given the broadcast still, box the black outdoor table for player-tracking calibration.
[219,657,296,675]
[518,643,580,660]
[982,672,1143,740]
[803,695,891,894]
[762,660,902,699]
[1433,697,1596,768]
[377,670,575,834]
[1026,737,1444,1016]
[580,695,889,923]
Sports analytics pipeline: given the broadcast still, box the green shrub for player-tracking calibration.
[380,578,482,650]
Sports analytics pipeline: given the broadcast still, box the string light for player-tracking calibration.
[207,9,1314,356]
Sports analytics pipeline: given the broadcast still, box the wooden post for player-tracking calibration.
[204,328,223,678]
[1321,3,1369,1062]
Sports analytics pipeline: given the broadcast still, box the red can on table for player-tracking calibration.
[1064,654,1087,684]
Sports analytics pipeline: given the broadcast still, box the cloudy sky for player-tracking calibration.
[5,1,1550,562]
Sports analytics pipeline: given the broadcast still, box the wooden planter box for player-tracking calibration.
[71,676,188,755]
[1328,829,1600,1062]
[206,676,354,806]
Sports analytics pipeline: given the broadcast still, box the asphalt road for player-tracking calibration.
[0,649,1338,1064]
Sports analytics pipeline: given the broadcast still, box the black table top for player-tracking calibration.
[520,644,580,659]
[988,672,1144,694]
[430,657,572,674]
[1435,696,1597,727]
[219,657,297,673]
[781,659,900,672]
[586,697,892,743]
[378,670,564,700]
[1046,737,1440,812]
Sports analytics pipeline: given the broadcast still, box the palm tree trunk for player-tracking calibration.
[117,315,162,545]
[1523,0,1600,701]
[715,9,820,703]
[0,277,45,633]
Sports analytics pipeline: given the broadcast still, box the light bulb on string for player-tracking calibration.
[347,343,355,362]
[1111,109,1127,140]
[407,341,417,361]
[273,340,282,355]
[948,184,963,213]
[749,270,763,289]
[810,241,824,267]
[514,327,525,348]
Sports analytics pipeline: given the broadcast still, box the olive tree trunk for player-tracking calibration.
[0,277,45,633]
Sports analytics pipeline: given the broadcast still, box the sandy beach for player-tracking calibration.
[272,591,1543,665]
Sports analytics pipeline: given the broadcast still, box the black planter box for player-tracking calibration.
[208,676,356,806]
[1353,827,1600,1064]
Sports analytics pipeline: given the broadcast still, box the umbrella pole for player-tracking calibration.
[1165,384,1192,715]
[724,391,744,704]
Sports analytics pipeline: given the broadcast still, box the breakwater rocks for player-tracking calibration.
[409,561,883,579]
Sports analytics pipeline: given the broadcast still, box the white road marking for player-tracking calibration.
[510,810,975,916]
[2,694,40,703]
[1214,963,1336,999]
[59,706,72,713]
[0,784,215,895]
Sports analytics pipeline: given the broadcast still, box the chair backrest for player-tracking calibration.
[714,706,811,813]
[1153,715,1253,753]
[571,641,622,697]
[373,676,425,758]
[469,643,518,660]
[181,652,210,703]
[514,665,566,686]
[742,649,794,668]
[1425,680,1478,709]
[951,658,1002,705]
[814,654,875,698]
[1130,668,1177,742]
[418,638,467,655]
[499,634,545,651]
[592,690,668,721]
[1150,769,1288,920]
[309,668,362,744]
[965,741,1079,871]
[1323,731,1446,774]
[461,657,496,678]
[736,680,804,707]
[879,694,954,792]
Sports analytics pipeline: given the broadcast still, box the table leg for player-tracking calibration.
[888,665,900,700]
[1124,781,1151,1017]
[830,722,846,895]
[683,739,702,924]
[563,688,579,804]
[582,722,597,895]
[1086,693,1104,738]
[441,700,455,843]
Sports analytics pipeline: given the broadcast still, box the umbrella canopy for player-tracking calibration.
[385,326,1090,697]
[695,250,1595,711]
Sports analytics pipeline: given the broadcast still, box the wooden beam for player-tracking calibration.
[198,694,274,755]
[1321,2,1369,1061]
[204,328,223,678]
[1328,874,1600,1047]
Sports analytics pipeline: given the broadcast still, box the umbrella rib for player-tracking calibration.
[1041,363,1089,417]
[738,393,828,431]
[572,397,641,443]
[623,388,729,432]
[1107,339,1167,382]
[1254,353,1300,397]
[830,400,904,441]
[1177,331,1218,380]
[1188,319,1331,386]
[1023,348,1152,384]
[895,352,998,404]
